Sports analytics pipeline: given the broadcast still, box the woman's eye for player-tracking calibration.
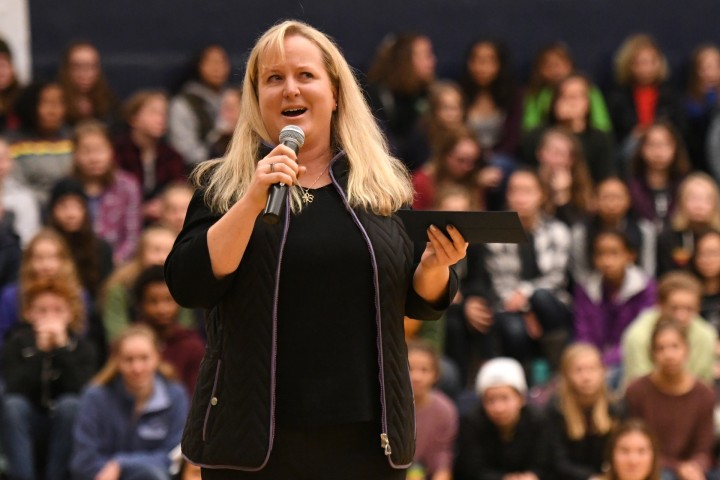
[301,72,314,79]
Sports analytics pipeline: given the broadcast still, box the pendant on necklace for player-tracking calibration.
[301,190,314,204]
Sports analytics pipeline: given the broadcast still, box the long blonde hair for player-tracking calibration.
[192,20,413,216]
[671,172,720,231]
[558,343,613,440]
[92,324,177,386]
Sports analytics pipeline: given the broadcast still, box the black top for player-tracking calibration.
[276,184,379,426]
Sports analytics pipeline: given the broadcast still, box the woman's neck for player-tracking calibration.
[645,169,669,189]
[650,369,694,395]
[703,276,720,295]
[126,381,154,408]
[414,390,431,408]
[296,143,334,180]
[83,179,103,197]
[520,212,539,231]
[565,117,586,133]
[131,129,157,152]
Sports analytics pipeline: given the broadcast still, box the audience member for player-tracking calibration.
[71,324,188,480]
[572,177,656,283]
[0,135,40,246]
[656,172,720,276]
[156,181,194,235]
[625,318,715,480]
[8,81,73,205]
[1,277,96,480]
[114,89,186,223]
[0,202,21,291]
[689,229,720,331]
[621,271,716,385]
[574,230,657,379]
[484,169,572,369]
[70,119,142,264]
[462,39,522,156]
[627,121,691,233]
[57,41,119,127]
[546,344,620,479]
[208,86,242,159]
[522,42,612,133]
[602,419,661,480]
[133,265,204,394]
[365,32,436,171]
[168,44,230,167]
[407,340,458,480]
[522,73,616,183]
[684,44,720,173]
[0,37,22,132]
[454,357,549,480]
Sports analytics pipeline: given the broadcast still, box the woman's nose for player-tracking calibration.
[283,78,300,98]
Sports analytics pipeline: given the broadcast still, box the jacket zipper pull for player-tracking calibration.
[380,433,392,456]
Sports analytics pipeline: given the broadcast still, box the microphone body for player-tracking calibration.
[262,125,305,224]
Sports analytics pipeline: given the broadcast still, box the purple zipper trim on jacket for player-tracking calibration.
[202,359,223,442]
[328,156,410,469]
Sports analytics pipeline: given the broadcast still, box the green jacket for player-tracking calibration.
[522,86,612,133]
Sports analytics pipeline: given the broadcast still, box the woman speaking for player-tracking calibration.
[165,20,467,480]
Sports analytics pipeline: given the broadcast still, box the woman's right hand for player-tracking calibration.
[244,144,306,213]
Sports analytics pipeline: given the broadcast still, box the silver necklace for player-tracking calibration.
[299,164,329,204]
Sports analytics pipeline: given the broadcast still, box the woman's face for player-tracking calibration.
[52,195,86,233]
[132,96,167,139]
[539,51,572,85]
[597,179,631,222]
[641,127,675,172]
[141,231,176,267]
[631,47,661,86]
[697,48,720,89]
[74,132,114,179]
[0,53,14,90]
[694,233,720,280]
[507,172,544,218]
[482,385,523,429]
[435,89,464,127]
[652,328,688,376]
[67,45,101,93]
[566,350,605,399]
[117,334,160,395]
[593,234,633,284]
[199,46,230,90]
[30,239,63,279]
[411,37,436,84]
[553,78,589,123]
[257,35,337,150]
[681,178,717,224]
[537,133,573,170]
[408,350,438,400]
[468,43,500,87]
[37,85,66,133]
[612,431,654,480]
[444,138,480,178]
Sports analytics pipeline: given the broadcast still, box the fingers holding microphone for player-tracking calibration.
[247,144,306,212]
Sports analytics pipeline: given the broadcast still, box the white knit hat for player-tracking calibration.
[475,357,527,397]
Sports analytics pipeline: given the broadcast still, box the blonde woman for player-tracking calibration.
[165,20,466,479]
[546,343,619,480]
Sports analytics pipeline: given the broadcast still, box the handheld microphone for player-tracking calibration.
[262,125,305,224]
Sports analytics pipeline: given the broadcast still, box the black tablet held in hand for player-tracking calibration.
[396,210,527,244]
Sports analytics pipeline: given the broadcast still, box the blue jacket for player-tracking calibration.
[71,374,189,480]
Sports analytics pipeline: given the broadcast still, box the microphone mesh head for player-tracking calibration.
[279,125,305,148]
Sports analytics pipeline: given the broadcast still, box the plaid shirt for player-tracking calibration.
[484,214,572,307]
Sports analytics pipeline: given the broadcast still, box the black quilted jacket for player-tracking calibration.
[165,151,458,472]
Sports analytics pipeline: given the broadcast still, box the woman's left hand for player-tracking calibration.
[420,224,468,271]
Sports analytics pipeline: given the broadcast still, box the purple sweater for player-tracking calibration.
[573,265,657,366]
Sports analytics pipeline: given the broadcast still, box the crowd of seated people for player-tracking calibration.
[1,26,720,479]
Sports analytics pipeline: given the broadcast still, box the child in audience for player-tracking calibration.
[602,419,660,480]
[133,265,204,394]
[574,230,657,378]
[58,41,119,127]
[114,89,186,223]
[572,177,656,283]
[622,271,716,385]
[0,135,40,246]
[407,340,458,480]
[0,37,22,131]
[208,86,242,159]
[484,169,572,369]
[0,228,89,349]
[656,172,720,276]
[625,318,715,480]
[1,277,96,480]
[157,182,193,235]
[690,229,720,331]
[71,119,142,263]
[546,344,620,479]
[71,324,188,480]
[455,357,549,480]
[627,121,691,233]
[684,44,720,172]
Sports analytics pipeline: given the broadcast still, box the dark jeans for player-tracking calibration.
[444,303,498,388]
[201,421,406,480]
[1,394,80,480]
[493,289,571,369]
